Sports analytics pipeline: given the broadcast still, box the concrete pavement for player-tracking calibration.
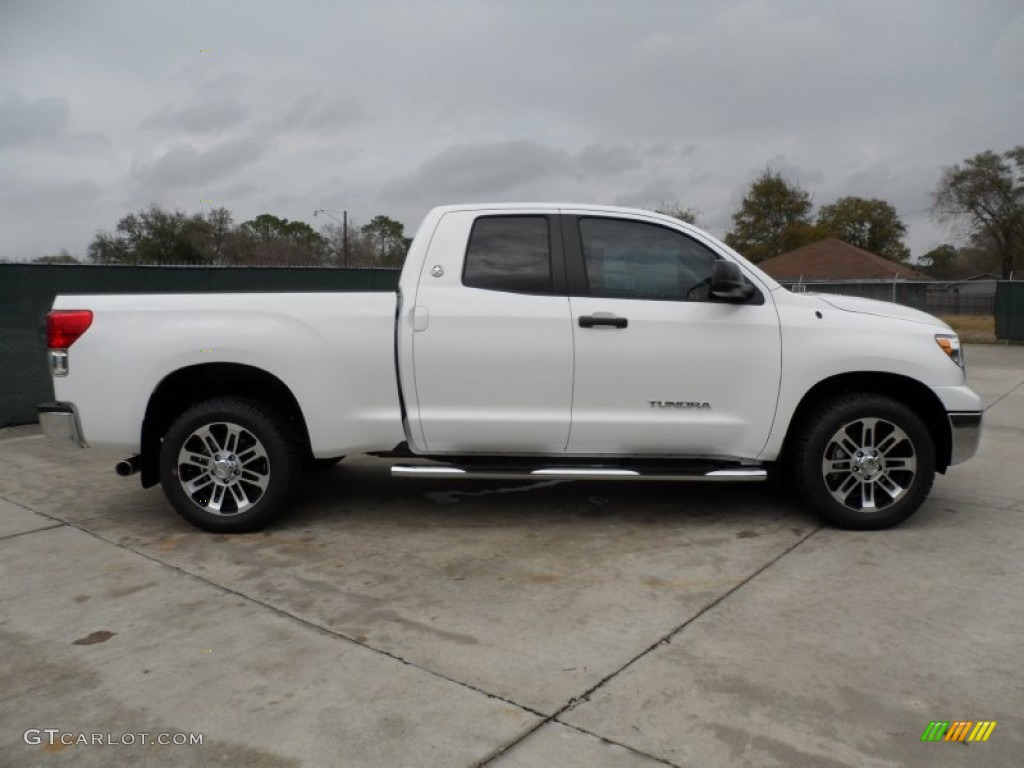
[1,345,1022,767]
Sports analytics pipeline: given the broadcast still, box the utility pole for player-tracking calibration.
[313,208,349,267]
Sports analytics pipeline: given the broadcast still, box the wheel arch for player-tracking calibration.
[140,363,312,488]
[781,372,952,474]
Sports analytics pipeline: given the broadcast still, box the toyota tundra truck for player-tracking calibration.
[38,204,983,532]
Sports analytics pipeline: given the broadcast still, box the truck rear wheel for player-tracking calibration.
[159,398,297,532]
[793,394,935,530]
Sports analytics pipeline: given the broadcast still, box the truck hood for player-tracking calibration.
[814,294,947,328]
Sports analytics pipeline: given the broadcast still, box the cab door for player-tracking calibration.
[564,214,781,459]
[409,210,574,453]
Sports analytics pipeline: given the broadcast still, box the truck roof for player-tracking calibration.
[427,202,681,220]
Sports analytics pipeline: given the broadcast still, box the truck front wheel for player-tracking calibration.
[793,394,935,530]
[159,398,297,532]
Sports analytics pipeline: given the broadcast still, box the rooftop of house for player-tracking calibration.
[758,238,929,281]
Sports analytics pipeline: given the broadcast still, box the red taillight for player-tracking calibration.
[47,310,93,349]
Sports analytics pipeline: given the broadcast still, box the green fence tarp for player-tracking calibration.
[995,282,1024,342]
[0,264,400,427]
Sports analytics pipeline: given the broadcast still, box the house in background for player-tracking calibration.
[757,238,928,282]
[756,238,950,313]
[757,239,998,315]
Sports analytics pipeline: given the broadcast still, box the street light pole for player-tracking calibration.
[313,209,349,267]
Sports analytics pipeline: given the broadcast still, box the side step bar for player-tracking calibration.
[390,465,767,482]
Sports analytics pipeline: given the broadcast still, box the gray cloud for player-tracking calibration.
[384,141,571,201]
[0,91,108,155]
[0,92,69,146]
[2,0,1022,258]
[575,145,639,177]
[277,92,366,133]
[1,179,103,214]
[142,99,250,134]
[131,138,267,189]
[384,141,656,203]
[614,178,680,210]
[761,157,826,191]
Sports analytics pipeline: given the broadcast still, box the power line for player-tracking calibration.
[897,206,933,218]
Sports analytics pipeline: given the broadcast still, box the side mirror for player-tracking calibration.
[710,260,755,302]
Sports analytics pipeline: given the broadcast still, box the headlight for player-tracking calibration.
[935,333,964,368]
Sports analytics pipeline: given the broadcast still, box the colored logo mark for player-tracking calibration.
[920,721,997,742]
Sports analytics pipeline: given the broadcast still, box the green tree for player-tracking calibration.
[917,244,960,279]
[361,215,411,267]
[816,196,910,262]
[917,243,1000,279]
[240,214,322,246]
[88,206,338,267]
[88,205,210,265]
[932,147,1024,279]
[724,168,814,262]
[779,222,828,254]
[240,214,328,265]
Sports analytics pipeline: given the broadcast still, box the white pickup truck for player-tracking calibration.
[39,204,982,532]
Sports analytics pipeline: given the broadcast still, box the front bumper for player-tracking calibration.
[948,411,982,465]
[38,402,87,448]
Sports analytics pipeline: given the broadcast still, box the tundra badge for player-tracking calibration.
[648,400,711,409]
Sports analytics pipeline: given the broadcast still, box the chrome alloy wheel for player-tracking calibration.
[820,417,917,513]
[176,421,270,516]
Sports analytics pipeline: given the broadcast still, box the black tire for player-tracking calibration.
[159,398,297,533]
[304,456,345,472]
[792,394,935,530]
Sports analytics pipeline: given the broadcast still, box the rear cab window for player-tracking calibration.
[463,216,552,294]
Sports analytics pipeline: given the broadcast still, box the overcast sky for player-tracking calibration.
[2,0,1022,262]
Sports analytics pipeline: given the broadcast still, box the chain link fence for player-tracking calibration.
[0,264,400,427]
[779,278,1003,316]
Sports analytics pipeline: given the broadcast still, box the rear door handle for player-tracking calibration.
[578,315,628,329]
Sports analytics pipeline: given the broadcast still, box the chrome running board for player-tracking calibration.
[390,465,767,482]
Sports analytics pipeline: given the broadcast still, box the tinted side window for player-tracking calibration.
[463,216,551,294]
[579,218,718,301]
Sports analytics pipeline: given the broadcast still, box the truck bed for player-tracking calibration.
[51,292,406,455]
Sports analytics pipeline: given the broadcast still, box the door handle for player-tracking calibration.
[578,315,628,329]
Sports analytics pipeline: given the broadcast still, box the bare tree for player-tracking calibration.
[932,147,1024,279]
[655,202,701,225]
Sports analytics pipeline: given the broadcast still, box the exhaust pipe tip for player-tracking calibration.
[115,455,141,477]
